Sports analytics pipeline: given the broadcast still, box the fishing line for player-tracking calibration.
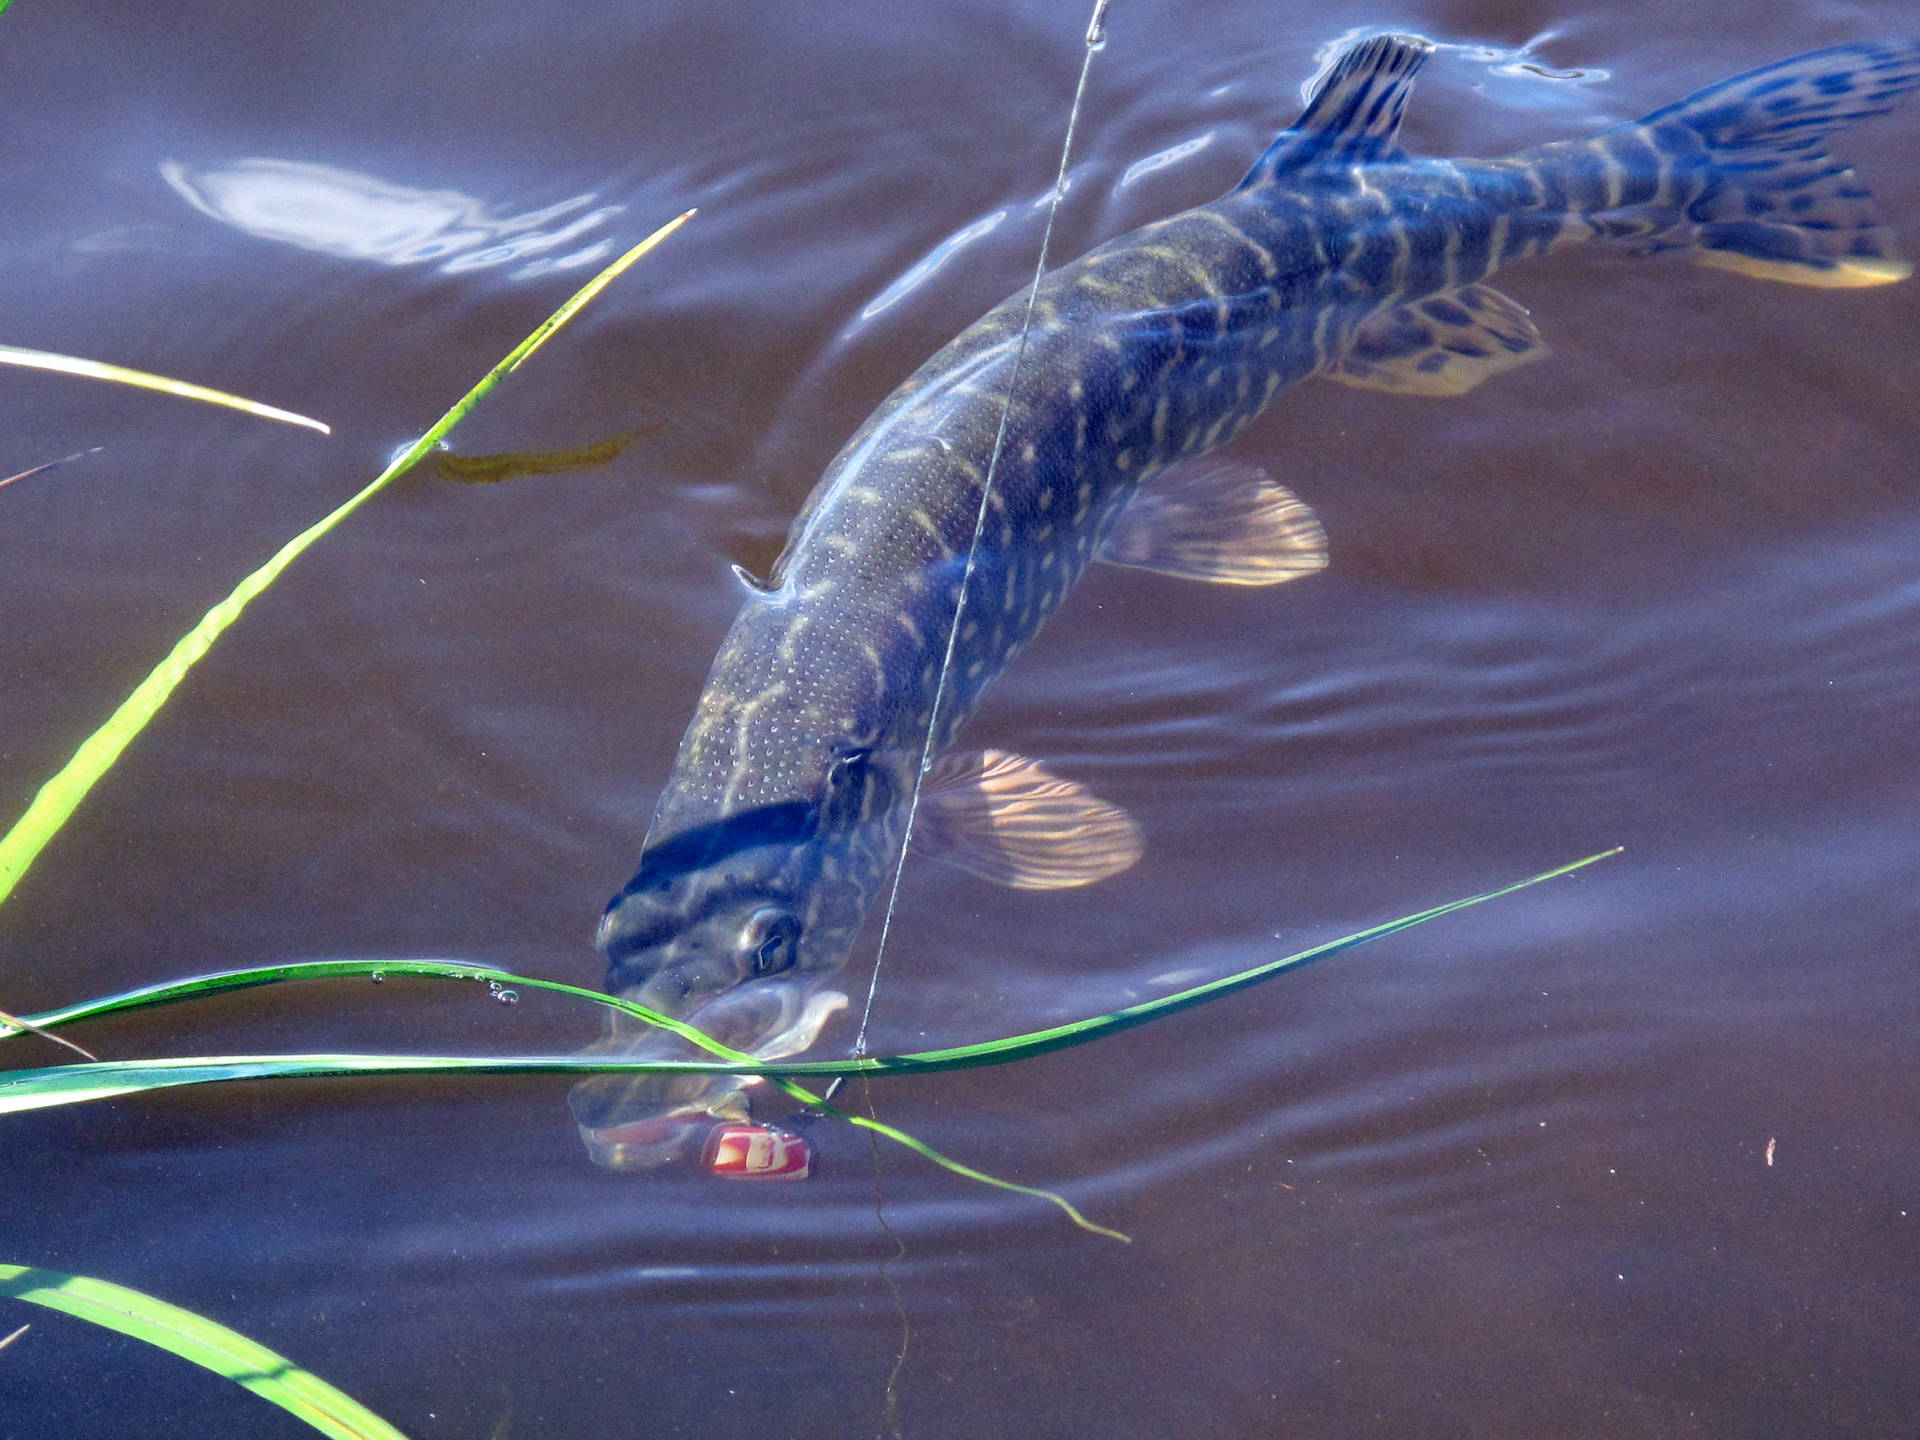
[851,0,1114,1062]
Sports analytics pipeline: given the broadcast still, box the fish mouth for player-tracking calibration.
[568,981,847,1172]
[577,1091,751,1170]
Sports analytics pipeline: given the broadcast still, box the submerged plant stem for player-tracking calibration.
[0,211,692,910]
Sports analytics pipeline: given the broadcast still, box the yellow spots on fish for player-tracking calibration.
[1021,441,1037,464]
[1261,370,1283,403]
[1037,487,1055,512]
[1388,216,1414,292]
[1073,481,1094,524]
[961,619,980,642]
[1035,523,1054,542]
[776,614,811,663]
[899,612,924,646]
[720,682,791,807]
[1205,366,1223,387]
[1150,395,1170,449]
[907,506,943,544]
[1257,327,1280,349]
[965,660,985,679]
[1120,370,1137,392]
[1487,212,1511,275]
[1190,208,1277,280]
[1311,304,1338,368]
[1551,213,1597,251]
[1597,145,1626,209]
[857,640,888,695]
[1115,449,1133,472]
[1180,425,1203,454]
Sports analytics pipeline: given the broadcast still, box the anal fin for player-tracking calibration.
[1097,457,1327,586]
[911,750,1142,890]
[1329,284,1545,397]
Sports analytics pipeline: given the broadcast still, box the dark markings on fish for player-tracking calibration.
[573,32,1920,1163]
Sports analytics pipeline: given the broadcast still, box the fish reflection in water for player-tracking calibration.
[570,33,1920,1168]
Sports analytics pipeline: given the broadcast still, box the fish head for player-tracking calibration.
[570,755,898,1169]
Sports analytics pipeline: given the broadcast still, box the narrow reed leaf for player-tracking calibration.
[0,1265,412,1440]
[1,851,1618,1097]
[0,1006,96,1060]
[0,445,104,491]
[0,852,1611,1237]
[0,210,693,909]
[839,1109,1131,1241]
[0,345,329,433]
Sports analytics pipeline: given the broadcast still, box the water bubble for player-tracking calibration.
[495,989,518,1005]
[1084,0,1110,49]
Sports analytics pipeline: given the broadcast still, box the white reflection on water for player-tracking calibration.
[859,208,1009,320]
[1119,132,1215,188]
[157,157,623,278]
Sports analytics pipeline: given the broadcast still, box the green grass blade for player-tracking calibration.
[836,1107,1131,1241]
[0,210,693,910]
[0,853,1613,1240]
[0,1264,412,1440]
[0,345,330,433]
[2,851,1618,1095]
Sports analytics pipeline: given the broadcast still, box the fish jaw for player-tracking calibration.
[569,978,847,1171]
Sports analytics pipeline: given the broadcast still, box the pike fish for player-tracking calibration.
[570,33,1919,1167]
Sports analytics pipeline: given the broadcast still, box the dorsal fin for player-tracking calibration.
[1242,33,1434,183]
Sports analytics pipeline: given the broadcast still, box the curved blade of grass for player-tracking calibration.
[0,346,329,433]
[2,850,1617,1091]
[0,210,693,910]
[0,852,1612,1239]
[0,1264,411,1440]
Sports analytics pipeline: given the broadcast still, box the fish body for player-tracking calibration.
[571,34,1919,1166]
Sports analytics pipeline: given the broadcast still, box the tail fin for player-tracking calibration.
[1634,39,1920,286]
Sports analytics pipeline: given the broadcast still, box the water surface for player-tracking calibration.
[4,1,1917,1436]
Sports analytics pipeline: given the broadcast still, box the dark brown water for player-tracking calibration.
[5,2,1918,1437]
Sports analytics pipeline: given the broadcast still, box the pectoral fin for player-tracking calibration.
[1097,457,1327,586]
[752,990,849,1061]
[911,750,1143,889]
[1329,285,1545,397]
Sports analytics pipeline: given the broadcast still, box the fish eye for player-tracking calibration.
[744,908,800,977]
